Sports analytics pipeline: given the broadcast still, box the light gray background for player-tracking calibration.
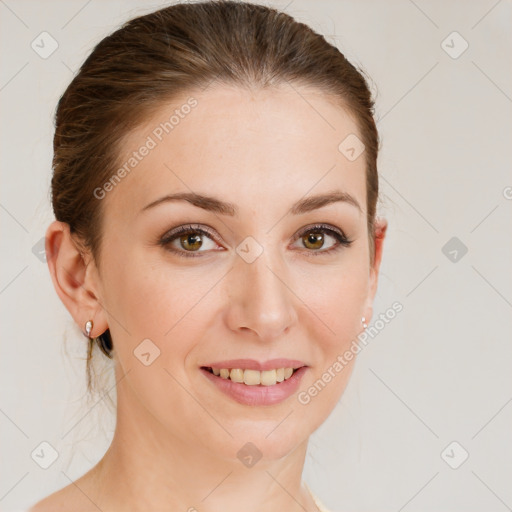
[1,1,511,511]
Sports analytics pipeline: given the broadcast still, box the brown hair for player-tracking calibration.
[51,0,380,390]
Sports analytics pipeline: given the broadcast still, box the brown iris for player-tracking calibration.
[302,231,324,250]
[180,233,203,251]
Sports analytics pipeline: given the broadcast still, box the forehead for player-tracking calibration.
[106,83,367,220]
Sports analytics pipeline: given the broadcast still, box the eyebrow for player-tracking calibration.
[141,190,362,216]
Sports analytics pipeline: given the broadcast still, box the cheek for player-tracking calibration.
[294,259,368,408]
[102,241,184,329]
[100,251,215,425]
[298,260,369,344]
[100,246,220,369]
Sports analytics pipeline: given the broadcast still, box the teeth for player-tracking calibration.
[284,367,293,379]
[260,370,276,386]
[209,367,297,385]
[244,369,261,385]
[229,368,244,383]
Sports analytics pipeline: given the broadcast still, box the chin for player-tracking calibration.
[213,415,311,463]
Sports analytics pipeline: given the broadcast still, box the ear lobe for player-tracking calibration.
[45,221,108,337]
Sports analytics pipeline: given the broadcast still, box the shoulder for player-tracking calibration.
[27,463,107,512]
[27,481,97,512]
[28,487,74,512]
[27,494,65,512]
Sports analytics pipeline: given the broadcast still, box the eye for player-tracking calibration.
[159,222,353,259]
[291,223,353,255]
[159,224,222,258]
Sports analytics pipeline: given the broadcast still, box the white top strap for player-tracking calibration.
[304,482,332,512]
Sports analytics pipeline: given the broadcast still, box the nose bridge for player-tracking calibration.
[227,244,298,340]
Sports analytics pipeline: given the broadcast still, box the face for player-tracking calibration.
[88,83,384,460]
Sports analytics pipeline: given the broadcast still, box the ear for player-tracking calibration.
[363,217,388,323]
[45,221,108,338]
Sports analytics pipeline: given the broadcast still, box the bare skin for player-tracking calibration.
[33,83,387,512]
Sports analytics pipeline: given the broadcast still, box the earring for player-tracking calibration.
[361,316,368,329]
[84,320,93,338]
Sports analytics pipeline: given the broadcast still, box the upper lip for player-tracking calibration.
[201,358,307,371]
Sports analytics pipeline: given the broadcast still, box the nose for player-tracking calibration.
[224,248,298,342]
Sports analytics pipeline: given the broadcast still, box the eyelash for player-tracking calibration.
[158,223,353,258]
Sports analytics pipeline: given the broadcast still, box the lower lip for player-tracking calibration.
[200,367,308,406]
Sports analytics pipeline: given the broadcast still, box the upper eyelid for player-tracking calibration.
[294,223,347,239]
[161,224,216,240]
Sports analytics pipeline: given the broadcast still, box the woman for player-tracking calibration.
[31,1,387,510]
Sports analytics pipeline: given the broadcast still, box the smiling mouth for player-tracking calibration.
[201,366,301,386]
